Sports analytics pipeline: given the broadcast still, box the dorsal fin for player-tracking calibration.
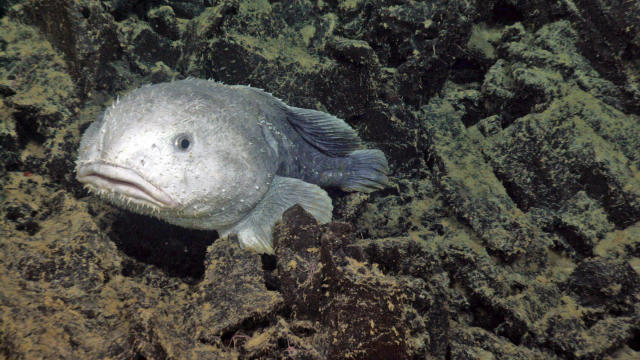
[236,85,361,157]
[283,106,362,157]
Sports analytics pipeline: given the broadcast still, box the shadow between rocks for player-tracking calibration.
[108,212,216,283]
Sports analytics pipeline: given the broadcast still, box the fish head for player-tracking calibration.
[76,82,271,227]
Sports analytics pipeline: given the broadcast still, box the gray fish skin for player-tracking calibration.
[76,79,389,253]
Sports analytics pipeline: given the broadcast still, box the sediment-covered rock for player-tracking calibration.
[1,0,639,359]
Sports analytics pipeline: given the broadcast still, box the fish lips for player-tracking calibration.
[76,161,179,209]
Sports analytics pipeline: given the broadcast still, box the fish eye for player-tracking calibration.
[174,133,193,151]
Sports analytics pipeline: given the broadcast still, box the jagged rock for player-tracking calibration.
[274,205,412,359]
[1,0,640,358]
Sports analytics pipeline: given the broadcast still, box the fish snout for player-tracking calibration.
[76,161,179,209]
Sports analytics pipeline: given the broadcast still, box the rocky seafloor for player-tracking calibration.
[1,0,639,359]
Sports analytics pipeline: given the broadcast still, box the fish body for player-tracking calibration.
[76,79,388,253]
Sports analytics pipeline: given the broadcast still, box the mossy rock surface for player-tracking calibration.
[1,0,640,359]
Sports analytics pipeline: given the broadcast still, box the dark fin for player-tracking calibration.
[340,149,389,193]
[284,106,362,157]
[234,85,362,157]
[218,176,332,254]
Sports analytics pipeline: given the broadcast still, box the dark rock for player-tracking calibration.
[347,0,475,107]
[147,5,179,40]
[552,191,615,258]
[118,18,180,72]
[0,83,16,97]
[487,91,640,227]
[566,0,640,113]
[194,236,283,343]
[450,326,559,360]
[275,206,448,359]
[0,104,19,177]
[567,257,639,313]
[18,0,122,95]
[0,0,20,17]
[1,0,640,358]
[149,61,178,84]
[532,312,639,359]
[326,36,379,67]
[168,0,213,19]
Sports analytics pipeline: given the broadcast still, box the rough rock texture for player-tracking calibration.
[1,0,640,359]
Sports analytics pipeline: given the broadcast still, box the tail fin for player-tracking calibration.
[340,149,389,192]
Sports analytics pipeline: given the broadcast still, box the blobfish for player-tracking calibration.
[76,79,389,253]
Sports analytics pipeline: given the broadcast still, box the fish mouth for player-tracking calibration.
[76,161,179,209]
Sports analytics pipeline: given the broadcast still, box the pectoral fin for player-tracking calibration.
[218,176,333,254]
[237,85,362,156]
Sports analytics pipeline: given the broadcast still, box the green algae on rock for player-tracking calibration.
[1,0,640,359]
